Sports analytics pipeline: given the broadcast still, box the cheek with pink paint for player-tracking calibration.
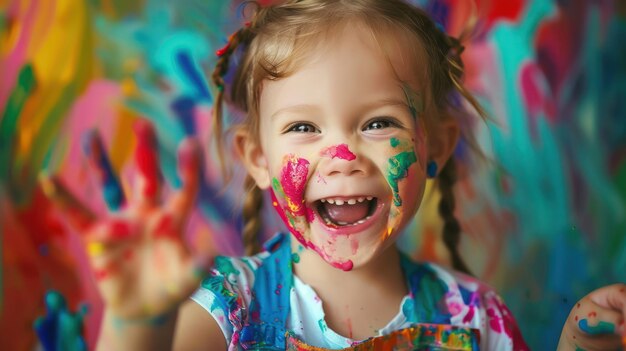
[270,154,315,245]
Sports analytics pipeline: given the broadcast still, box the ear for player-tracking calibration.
[428,111,460,173]
[234,128,271,189]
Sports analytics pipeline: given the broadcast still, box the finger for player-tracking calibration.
[589,283,626,318]
[39,172,96,233]
[133,120,163,208]
[168,138,201,219]
[572,299,624,350]
[82,130,126,211]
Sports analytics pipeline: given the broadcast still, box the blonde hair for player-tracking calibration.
[211,0,483,273]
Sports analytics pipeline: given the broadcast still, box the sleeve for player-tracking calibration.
[190,256,255,345]
[481,290,530,351]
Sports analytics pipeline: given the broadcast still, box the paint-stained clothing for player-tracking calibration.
[191,233,529,350]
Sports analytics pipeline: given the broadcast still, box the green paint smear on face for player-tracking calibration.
[402,83,423,120]
[272,177,286,198]
[387,151,417,206]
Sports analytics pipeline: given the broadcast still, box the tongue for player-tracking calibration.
[323,202,369,224]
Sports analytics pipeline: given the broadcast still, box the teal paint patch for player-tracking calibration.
[34,290,88,351]
[578,319,615,335]
[387,151,417,206]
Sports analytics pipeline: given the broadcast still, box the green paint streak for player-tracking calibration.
[272,177,285,198]
[402,83,423,120]
[390,137,400,148]
[0,65,36,185]
[291,252,300,263]
[318,319,328,333]
[387,151,417,206]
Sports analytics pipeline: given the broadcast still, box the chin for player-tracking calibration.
[301,197,403,271]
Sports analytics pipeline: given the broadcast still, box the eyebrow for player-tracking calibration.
[271,97,409,120]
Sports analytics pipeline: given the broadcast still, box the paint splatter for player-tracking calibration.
[34,290,88,351]
[320,144,356,161]
[578,319,615,335]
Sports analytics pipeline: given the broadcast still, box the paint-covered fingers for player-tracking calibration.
[565,284,626,350]
[83,130,126,211]
[133,120,163,209]
[39,172,96,233]
[168,138,202,220]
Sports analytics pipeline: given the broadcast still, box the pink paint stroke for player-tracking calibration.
[320,144,356,161]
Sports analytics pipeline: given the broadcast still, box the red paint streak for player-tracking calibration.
[588,311,597,318]
[94,268,110,281]
[109,220,132,240]
[154,215,177,239]
[577,303,581,308]
[134,120,160,199]
[320,144,356,161]
[462,307,475,324]
[574,315,578,321]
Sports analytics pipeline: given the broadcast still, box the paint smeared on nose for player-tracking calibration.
[320,144,356,161]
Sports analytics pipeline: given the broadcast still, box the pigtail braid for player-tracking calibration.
[211,23,255,181]
[437,158,472,275]
[242,175,264,255]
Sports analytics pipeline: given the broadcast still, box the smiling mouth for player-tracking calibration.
[315,196,378,227]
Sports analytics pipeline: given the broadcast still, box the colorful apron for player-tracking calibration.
[237,233,480,350]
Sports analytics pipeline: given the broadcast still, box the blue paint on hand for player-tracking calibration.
[578,318,615,335]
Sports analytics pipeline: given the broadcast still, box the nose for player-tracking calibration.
[318,143,368,177]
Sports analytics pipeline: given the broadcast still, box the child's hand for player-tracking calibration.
[557,283,626,351]
[41,121,208,322]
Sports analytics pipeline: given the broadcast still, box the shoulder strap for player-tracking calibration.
[239,233,293,350]
[400,254,453,325]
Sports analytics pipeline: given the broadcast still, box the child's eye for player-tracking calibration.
[285,122,320,134]
[362,117,402,131]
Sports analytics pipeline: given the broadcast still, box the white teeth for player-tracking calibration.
[357,219,365,224]
[337,221,348,225]
[320,197,375,204]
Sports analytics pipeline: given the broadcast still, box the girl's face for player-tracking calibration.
[242,24,457,270]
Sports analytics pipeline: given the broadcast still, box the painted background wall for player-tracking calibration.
[1,0,624,349]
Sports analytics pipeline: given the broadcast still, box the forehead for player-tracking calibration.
[259,20,426,117]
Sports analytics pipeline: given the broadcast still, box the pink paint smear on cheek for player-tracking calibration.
[320,144,356,161]
[280,155,314,221]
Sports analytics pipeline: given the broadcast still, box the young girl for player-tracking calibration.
[43,0,626,350]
